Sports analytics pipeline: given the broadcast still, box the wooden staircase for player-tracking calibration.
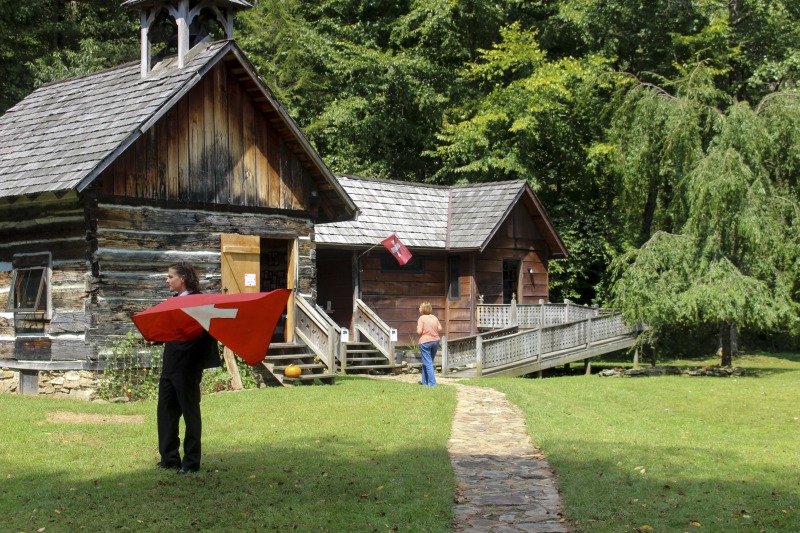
[339,341,397,374]
[254,342,336,387]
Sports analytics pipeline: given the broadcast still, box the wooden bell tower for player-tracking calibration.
[122,0,252,77]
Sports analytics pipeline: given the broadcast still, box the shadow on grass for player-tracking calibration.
[3,439,452,532]
[543,441,799,533]
[0,379,456,532]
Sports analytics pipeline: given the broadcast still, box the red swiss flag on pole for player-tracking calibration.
[381,233,413,265]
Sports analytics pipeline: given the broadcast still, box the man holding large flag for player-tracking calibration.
[155,261,221,475]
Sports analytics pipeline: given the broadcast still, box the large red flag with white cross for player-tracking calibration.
[132,289,291,366]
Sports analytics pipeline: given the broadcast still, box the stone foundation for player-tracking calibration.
[0,368,103,400]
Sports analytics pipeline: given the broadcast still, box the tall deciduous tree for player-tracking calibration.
[0,1,137,113]
[609,64,800,364]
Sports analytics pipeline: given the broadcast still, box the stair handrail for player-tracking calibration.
[353,299,395,364]
[293,294,340,374]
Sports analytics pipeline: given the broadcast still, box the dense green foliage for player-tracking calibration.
[98,332,260,400]
[3,0,800,356]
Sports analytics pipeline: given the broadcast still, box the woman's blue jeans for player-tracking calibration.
[419,340,439,386]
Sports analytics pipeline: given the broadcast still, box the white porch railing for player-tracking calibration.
[354,299,395,365]
[477,297,602,329]
[444,303,634,376]
[293,294,340,373]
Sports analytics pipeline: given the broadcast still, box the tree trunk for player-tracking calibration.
[719,322,733,367]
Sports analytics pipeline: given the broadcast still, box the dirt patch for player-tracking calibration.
[45,411,145,424]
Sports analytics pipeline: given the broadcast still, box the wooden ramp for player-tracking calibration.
[446,335,636,379]
[443,305,641,379]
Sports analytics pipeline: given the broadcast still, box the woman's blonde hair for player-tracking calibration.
[419,302,433,314]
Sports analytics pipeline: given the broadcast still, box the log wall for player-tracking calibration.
[0,193,92,361]
[86,201,316,342]
[0,195,317,365]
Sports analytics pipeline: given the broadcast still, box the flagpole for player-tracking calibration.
[357,240,384,261]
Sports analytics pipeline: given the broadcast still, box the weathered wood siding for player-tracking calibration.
[443,253,475,339]
[316,203,552,342]
[359,252,447,345]
[0,193,92,361]
[86,202,315,341]
[96,62,316,212]
[475,202,549,305]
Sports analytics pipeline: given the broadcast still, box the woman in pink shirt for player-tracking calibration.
[416,302,442,386]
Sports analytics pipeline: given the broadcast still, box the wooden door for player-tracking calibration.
[220,233,260,387]
[221,234,261,295]
[220,234,296,342]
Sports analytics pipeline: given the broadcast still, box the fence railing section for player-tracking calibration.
[478,299,603,329]
[354,299,395,364]
[293,294,340,373]
[445,304,634,376]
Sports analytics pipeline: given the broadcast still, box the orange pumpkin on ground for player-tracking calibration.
[284,364,302,378]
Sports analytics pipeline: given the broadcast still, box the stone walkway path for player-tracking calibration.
[369,374,570,532]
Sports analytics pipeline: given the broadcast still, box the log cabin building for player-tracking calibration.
[0,0,356,391]
[314,175,568,344]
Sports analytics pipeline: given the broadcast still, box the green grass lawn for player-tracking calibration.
[4,353,800,533]
[0,377,456,532]
[470,352,800,532]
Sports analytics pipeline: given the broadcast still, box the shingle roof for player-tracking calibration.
[0,40,356,221]
[316,175,450,248]
[0,42,228,198]
[315,175,567,257]
[449,181,523,249]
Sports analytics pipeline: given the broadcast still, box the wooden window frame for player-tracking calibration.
[380,252,424,273]
[6,252,52,318]
[448,255,460,300]
[502,258,521,304]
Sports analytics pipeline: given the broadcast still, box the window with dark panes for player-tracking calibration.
[7,267,48,313]
[448,256,460,300]
[502,259,520,304]
[6,253,51,315]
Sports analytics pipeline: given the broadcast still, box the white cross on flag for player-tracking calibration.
[381,233,413,265]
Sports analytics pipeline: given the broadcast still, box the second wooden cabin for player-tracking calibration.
[314,175,568,344]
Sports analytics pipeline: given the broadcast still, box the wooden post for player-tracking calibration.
[633,346,639,369]
[341,328,349,374]
[584,359,592,375]
[476,335,483,377]
[586,316,592,348]
[140,11,151,77]
[223,347,243,390]
[327,325,337,374]
[441,336,448,375]
[389,328,397,371]
[509,293,518,327]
